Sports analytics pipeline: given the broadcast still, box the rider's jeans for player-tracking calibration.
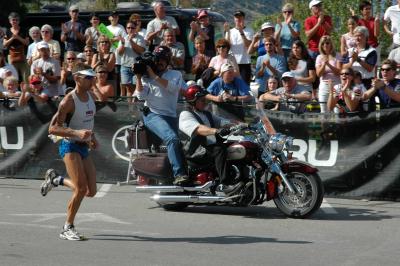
[143,112,186,177]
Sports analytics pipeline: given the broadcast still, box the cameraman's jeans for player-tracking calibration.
[143,112,186,177]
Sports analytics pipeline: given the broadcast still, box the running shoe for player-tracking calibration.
[59,225,84,241]
[40,169,58,196]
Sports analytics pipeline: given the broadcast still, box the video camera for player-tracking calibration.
[133,52,157,76]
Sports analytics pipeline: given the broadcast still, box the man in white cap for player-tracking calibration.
[206,62,252,120]
[30,41,61,96]
[224,10,254,84]
[260,71,312,112]
[40,64,98,241]
[304,0,332,60]
[61,5,86,53]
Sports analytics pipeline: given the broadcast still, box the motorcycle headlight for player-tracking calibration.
[269,133,287,153]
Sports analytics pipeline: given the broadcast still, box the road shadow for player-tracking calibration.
[90,234,312,244]
[149,205,394,221]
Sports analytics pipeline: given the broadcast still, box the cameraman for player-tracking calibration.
[135,46,189,185]
[179,85,243,195]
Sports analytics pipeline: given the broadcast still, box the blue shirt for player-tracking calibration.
[255,53,287,92]
[378,78,400,108]
[207,77,250,97]
[275,21,301,50]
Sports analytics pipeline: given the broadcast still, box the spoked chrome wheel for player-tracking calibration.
[273,172,324,218]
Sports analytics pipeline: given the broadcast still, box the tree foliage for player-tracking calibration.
[252,0,394,57]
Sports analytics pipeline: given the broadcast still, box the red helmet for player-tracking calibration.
[185,84,208,103]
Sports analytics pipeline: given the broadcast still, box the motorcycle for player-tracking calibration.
[134,112,324,219]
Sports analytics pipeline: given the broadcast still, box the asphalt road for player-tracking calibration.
[1,178,400,266]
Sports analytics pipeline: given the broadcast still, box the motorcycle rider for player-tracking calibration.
[179,84,244,194]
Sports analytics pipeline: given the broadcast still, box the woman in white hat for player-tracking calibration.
[248,21,276,56]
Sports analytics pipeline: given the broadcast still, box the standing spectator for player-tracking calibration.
[0,25,6,51]
[189,9,215,56]
[388,46,400,66]
[248,22,276,57]
[36,25,61,61]
[135,46,188,185]
[91,36,116,86]
[145,1,180,49]
[31,41,61,97]
[343,26,376,89]
[83,45,94,67]
[224,10,254,84]
[85,13,101,51]
[191,36,212,81]
[304,0,333,60]
[275,3,301,59]
[288,40,316,95]
[159,29,185,71]
[93,65,115,102]
[340,17,357,57]
[117,21,146,101]
[3,12,29,83]
[383,0,400,50]
[254,37,287,95]
[60,5,86,53]
[351,1,380,64]
[129,13,147,41]
[60,51,78,91]
[209,38,239,77]
[316,35,341,113]
[26,26,41,66]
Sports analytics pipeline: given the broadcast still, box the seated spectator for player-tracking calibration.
[288,40,316,95]
[0,51,19,89]
[370,59,400,109]
[30,41,61,97]
[254,36,287,94]
[260,75,280,110]
[85,12,101,51]
[343,26,376,89]
[206,63,252,120]
[18,76,49,106]
[159,29,185,70]
[259,71,311,113]
[316,35,341,113]
[1,76,21,98]
[91,35,116,83]
[191,36,212,81]
[189,9,215,56]
[248,22,276,56]
[92,65,115,102]
[37,24,61,61]
[60,51,78,91]
[209,38,239,78]
[26,26,41,65]
[327,68,364,113]
[275,3,301,59]
[83,45,94,67]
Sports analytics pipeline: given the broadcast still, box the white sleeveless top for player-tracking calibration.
[68,91,96,141]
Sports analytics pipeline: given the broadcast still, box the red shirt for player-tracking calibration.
[358,18,378,47]
[304,15,333,52]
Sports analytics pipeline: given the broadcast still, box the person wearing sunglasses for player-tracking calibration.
[275,3,300,60]
[30,41,61,97]
[93,65,114,102]
[60,51,78,91]
[41,65,98,241]
[61,5,86,54]
[304,0,333,60]
[208,38,239,78]
[117,21,146,101]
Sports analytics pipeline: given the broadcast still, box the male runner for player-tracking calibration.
[40,64,98,241]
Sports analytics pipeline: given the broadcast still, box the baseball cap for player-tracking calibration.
[261,22,275,30]
[309,0,322,9]
[69,5,79,12]
[234,10,245,17]
[109,10,119,17]
[30,76,42,85]
[197,9,208,19]
[37,41,49,50]
[281,72,295,79]
[77,53,86,62]
[220,63,234,76]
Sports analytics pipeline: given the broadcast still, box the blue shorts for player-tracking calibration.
[120,65,137,85]
[59,139,89,159]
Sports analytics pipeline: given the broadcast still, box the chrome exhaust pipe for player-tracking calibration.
[151,194,229,203]
[136,181,214,193]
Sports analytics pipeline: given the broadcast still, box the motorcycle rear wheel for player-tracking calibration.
[273,172,324,218]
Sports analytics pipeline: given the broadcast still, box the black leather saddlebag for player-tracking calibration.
[132,153,172,179]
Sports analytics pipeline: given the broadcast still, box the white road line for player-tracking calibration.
[95,184,112,198]
[321,199,338,214]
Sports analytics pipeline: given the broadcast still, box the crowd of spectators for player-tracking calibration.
[0,0,399,119]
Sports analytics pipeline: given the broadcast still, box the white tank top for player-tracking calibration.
[68,91,96,141]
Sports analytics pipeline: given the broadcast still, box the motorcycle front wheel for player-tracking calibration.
[273,172,324,218]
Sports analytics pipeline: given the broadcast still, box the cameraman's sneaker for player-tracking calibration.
[40,169,58,196]
[59,225,84,241]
